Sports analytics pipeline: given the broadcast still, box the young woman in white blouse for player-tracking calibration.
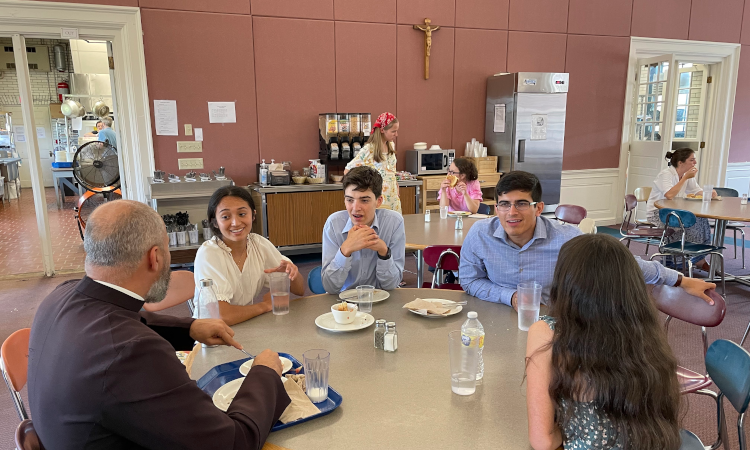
[193,186,305,325]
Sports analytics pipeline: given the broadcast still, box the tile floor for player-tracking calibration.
[0,187,86,276]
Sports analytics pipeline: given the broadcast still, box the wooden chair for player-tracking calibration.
[577,218,597,234]
[1,328,30,421]
[633,186,656,228]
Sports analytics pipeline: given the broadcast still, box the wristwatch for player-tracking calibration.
[674,273,683,287]
[378,246,392,260]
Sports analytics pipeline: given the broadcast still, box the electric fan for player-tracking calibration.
[72,140,122,240]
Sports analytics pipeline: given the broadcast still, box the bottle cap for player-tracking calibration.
[467,311,477,319]
[385,321,396,328]
[200,279,213,287]
[375,319,387,324]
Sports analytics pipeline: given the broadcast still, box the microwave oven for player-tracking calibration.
[405,149,455,175]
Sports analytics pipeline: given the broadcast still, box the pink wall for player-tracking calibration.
[36,0,750,181]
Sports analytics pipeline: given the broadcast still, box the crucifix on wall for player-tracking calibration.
[413,18,440,80]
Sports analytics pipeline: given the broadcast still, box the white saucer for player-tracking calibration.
[315,312,375,332]
[239,356,293,376]
[339,289,390,303]
[408,299,463,318]
[212,376,288,412]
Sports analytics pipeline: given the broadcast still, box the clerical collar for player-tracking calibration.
[93,279,145,302]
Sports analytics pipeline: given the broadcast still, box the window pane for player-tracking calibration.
[654,102,662,122]
[660,62,669,81]
[678,89,689,105]
[679,72,691,88]
[686,123,698,139]
[647,82,662,96]
[676,106,687,122]
[649,63,659,82]
[653,123,662,141]
[689,89,701,105]
[639,83,647,96]
[644,123,654,140]
[635,123,644,141]
[640,65,650,83]
[674,123,686,139]
[646,103,655,121]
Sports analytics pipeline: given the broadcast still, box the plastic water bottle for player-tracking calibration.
[461,311,485,380]
[197,279,220,347]
[260,159,268,186]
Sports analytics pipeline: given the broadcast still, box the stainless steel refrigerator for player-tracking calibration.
[485,72,568,213]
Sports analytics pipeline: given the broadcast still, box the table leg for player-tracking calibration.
[416,249,424,288]
[54,175,61,209]
[710,219,727,281]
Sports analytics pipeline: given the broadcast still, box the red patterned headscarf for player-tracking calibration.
[373,112,396,130]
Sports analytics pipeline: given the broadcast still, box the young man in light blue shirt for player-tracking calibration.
[97,116,117,148]
[321,166,405,293]
[460,171,716,309]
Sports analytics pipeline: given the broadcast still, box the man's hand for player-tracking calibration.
[264,260,300,281]
[680,277,717,305]
[511,292,518,312]
[365,237,389,257]
[252,349,283,376]
[189,319,242,349]
[340,225,378,257]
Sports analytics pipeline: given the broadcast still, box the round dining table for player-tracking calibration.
[190,288,531,449]
[655,197,750,286]
[403,214,488,287]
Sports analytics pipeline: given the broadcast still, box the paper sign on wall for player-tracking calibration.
[154,100,178,136]
[71,117,83,131]
[36,127,46,139]
[194,128,203,141]
[531,114,548,140]
[208,102,236,124]
[13,126,25,142]
[493,104,506,133]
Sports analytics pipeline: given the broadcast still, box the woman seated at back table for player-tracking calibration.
[193,186,305,325]
[525,234,681,449]
[438,157,483,213]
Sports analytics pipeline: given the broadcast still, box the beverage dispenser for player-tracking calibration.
[337,113,351,160]
[350,113,362,156]
[319,113,340,160]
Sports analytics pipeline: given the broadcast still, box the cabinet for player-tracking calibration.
[418,172,501,212]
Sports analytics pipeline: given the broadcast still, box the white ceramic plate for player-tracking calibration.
[685,196,722,201]
[339,289,390,303]
[213,376,288,412]
[239,356,293,376]
[448,211,472,217]
[315,312,375,332]
[407,299,463,318]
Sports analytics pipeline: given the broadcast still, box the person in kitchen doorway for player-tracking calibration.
[192,186,305,325]
[438,157,483,213]
[344,112,402,213]
[97,116,117,149]
[84,120,103,137]
[321,166,405,293]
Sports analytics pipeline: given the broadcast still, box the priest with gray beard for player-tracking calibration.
[28,200,290,450]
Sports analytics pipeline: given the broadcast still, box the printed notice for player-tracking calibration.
[36,127,46,139]
[154,100,178,136]
[13,126,26,142]
[531,114,548,140]
[493,104,506,133]
[208,102,236,124]
[194,128,203,141]
[71,117,83,131]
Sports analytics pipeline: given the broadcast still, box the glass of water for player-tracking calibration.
[303,349,330,403]
[357,285,374,314]
[440,206,449,219]
[269,272,290,315]
[448,330,478,395]
[517,282,542,331]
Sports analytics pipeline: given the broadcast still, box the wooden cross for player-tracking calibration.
[413,18,440,80]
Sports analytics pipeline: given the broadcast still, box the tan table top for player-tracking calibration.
[190,288,530,450]
[655,197,750,222]
[403,214,484,250]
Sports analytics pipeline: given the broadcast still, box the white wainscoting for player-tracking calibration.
[726,162,750,195]
[560,168,621,226]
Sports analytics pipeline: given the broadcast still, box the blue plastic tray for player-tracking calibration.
[197,352,342,431]
[52,162,72,168]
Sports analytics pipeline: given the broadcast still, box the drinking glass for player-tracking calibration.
[357,285,374,314]
[303,349,330,403]
[269,272,290,315]
[517,282,542,331]
[702,184,713,204]
[440,206,449,219]
[448,330,478,395]
[742,193,748,205]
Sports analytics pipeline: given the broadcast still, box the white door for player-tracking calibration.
[626,54,677,220]
[8,106,54,187]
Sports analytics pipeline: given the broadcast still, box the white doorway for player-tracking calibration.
[4,105,54,187]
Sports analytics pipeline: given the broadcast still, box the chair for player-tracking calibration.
[554,204,587,225]
[142,270,195,313]
[1,328,31,421]
[679,429,706,450]
[307,266,326,295]
[577,217,597,234]
[633,186,657,228]
[476,203,492,215]
[712,187,745,269]
[619,193,671,254]
[706,339,750,450]
[651,285,726,450]
[650,208,725,295]
[420,245,462,290]
[15,419,45,450]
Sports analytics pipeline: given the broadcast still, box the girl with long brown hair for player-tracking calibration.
[345,112,401,213]
[525,233,681,449]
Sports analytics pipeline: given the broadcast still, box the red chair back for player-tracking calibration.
[423,245,462,271]
[651,286,725,327]
[1,328,30,391]
[624,194,637,212]
[15,419,45,450]
[554,204,587,225]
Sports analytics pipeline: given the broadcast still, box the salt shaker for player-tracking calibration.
[742,194,748,205]
[384,322,398,352]
[455,216,464,230]
[424,209,431,222]
[374,319,387,349]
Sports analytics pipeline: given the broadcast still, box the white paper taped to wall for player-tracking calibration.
[13,126,26,142]
[493,104,505,133]
[71,117,83,131]
[154,100,178,136]
[194,128,203,141]
[208,102,236,124]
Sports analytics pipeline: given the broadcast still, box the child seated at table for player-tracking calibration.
[321,166,405,293]
[525,233,681,449]
[438,157,483,213]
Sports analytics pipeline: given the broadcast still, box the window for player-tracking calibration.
[634,61,668,142]
[674,63,707,141]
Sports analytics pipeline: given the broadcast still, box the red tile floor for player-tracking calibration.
[0,187,86,276]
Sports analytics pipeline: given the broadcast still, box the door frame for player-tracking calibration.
[617,37,741,222]
[0,0,154,203]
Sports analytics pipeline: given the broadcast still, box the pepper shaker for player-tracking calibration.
[374,319,387,349]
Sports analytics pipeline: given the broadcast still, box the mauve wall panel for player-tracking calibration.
[743,3,750,45]
[689,0,744,43]
[396,25,454,168]
[252,0,334,20]
[455,0,509,30]
[335,22,397,119]
[397,0,455,27]
[334,0,396,22]
[508,0,568,33]
[141,10,259,185]
[729,46,750,163]
[139,0,250,14]
[567,0,632,37]
[506,31,566,73]
[31,0,137,5]
[563,35,630,170]
[452,29,507,152]
[630,0,690,40]
[253,17,336,172]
